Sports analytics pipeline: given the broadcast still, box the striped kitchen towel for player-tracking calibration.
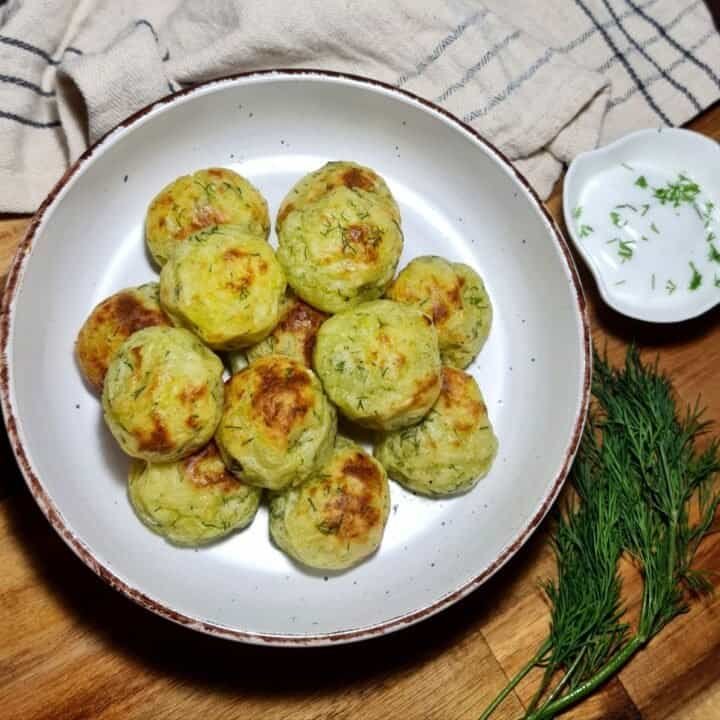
[0,0,718,212]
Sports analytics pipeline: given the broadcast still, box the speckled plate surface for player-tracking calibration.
[0,70,589,645]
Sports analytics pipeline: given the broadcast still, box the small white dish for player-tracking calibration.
[564,128,720,323]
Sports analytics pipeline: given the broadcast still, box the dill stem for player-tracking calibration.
[478,639,551,720]
[523,635,645,720]
[524,666,554,716]
[534,645,586,714]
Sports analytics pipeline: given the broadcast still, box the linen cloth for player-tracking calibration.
[0,0,718,212]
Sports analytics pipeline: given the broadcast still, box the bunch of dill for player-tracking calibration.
[480,347,720,720]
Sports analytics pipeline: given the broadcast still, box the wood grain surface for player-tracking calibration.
[1,104,719,720]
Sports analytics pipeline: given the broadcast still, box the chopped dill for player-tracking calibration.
[572,205,583,220]
[666,279,677,294]
[578,224,593,238]
[703,201,715,228]
[689,261,703,290]
[609,211,625,228]
[651,222,660,234]
[708,243,720,264]
[653,172,701,207]
[635,175,648,188]
[617,239,634,262]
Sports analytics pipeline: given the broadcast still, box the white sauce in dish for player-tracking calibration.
[570,164,719,307]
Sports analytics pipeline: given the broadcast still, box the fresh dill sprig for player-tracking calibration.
[478,347,720,720]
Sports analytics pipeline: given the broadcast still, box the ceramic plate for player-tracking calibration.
[1,70,589,645]
[564,128,720,323]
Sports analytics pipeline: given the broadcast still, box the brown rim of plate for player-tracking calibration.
[0,68,591,647]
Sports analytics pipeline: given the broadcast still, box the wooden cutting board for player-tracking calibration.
[1,105,719,720]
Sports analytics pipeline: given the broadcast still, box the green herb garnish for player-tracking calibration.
[194,179,217,201]
[689,262,703,290]
[635,175,648,188]
[651,273,656,290]
[702,201,715,228]
[640,203,650,216]
[572,205,583,220]
[651,222,660,234]
[666,279,677,295]
[617,239,634,262]
[653,173,701,207]
[609,211,626,228]
[708,243,720,264]
[316,520,340,535]
[579,224,593,238]
[479,347,720,720]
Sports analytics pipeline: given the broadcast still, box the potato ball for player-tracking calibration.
[76,283,170,392]
[102,326,224,462]
[145,167,269,266]
[159,225,286,351]
[269,436,390,570]
[276,161,400,229]
[313,299,441,430]
[215,355,337,491]
[129,442,262,546]
[277,166,403,313]
[386,256,492,368]
[374,367,497,496]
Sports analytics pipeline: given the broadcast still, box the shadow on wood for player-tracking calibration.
[2,481,548,707]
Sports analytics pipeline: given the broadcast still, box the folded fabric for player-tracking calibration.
[0,0,718,212]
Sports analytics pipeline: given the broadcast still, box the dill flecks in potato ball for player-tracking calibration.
[313,299,441,430]
[276,161,400,229]
[159,225,286,351]
[374,367,497,497]
[145,167,270,266]
[129,442,262,546]
[215,355,337,491]
[386,256,492,369]
[246,291,328,367]
[102,326,224,462]
[269,436,390,570]
[76,283,171,393]
[276,166,403,313]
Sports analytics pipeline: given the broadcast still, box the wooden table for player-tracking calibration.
[1,105,719,720]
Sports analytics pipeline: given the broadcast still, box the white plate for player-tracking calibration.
[564,128,720,323]
[0,70,589,645]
